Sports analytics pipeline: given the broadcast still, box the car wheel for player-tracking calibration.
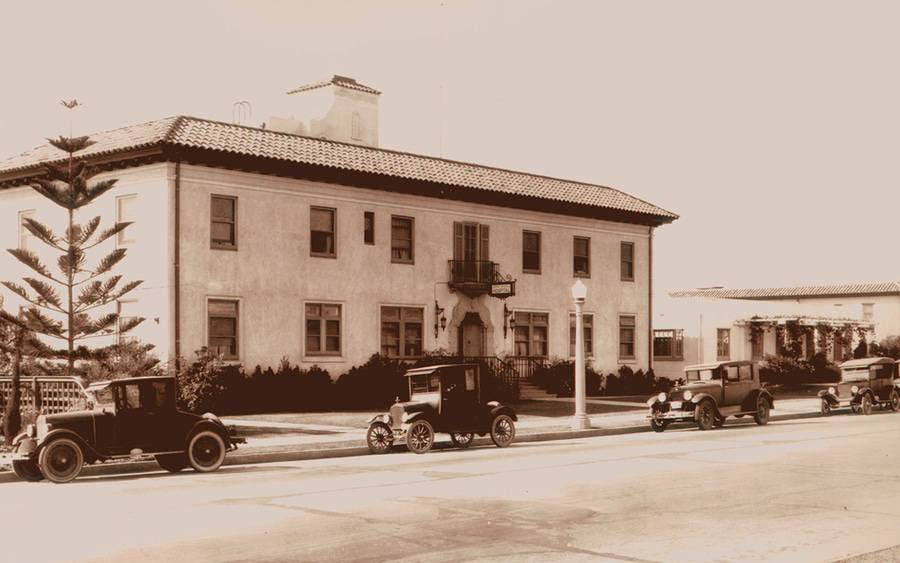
[12,459,44,482]
[187,430,226,472]
[366,422,394,454]
[850,404,861,414]
[713,415,725,428]
[38,438,84,484]
[754,396,770,426]
[155,453,189,473]
[696,400,716,431]
[450,432,474,448]
[650,419,669,433]
[861,393,873,416]
[490,415,516,447]
[821,399,832,417]
[890,389,900,412]
[406,420,434,454]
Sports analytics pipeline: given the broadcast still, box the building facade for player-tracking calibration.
[0,78,677,378]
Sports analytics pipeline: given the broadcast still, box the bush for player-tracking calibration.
[760,353,840,386]
[604,366,667,396]
[333,354,407,410]
[532,359,604,397]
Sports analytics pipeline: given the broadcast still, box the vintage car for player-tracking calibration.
[647,360,774,432]
[2,376,244,483]
[818,357,900,416]
[366,363,517,454]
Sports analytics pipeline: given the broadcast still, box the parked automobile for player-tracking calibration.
[647,360,774,432]
[2,376,244,483]
[818,357,900,416]
[366,363,517,454]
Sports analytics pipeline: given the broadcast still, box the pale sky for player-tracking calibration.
[2,1,897,294]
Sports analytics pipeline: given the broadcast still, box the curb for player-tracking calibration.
[0,409,822,484]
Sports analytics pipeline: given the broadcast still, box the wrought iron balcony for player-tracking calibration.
[448,260,516,297]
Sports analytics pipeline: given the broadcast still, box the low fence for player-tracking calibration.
[0,377,90,416]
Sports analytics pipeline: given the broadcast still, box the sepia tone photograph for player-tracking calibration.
[0,1,898,561]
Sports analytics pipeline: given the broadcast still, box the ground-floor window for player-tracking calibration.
[208,299,239,360]
[381,306,424,358]
[514,311,548,357]
[653,329,683,360]
[306,303,341,355]
[619,315,636,359]
[717,328,731,360]
[569,313,593,357]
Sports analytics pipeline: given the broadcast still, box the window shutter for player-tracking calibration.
[478,224,489,261]
[453,222,464,261]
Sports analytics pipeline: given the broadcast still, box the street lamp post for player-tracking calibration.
[571,279,590,430]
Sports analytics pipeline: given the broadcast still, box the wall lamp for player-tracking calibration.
[503,302,516,338]
[434,300,447,338]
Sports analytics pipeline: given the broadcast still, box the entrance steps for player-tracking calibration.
[518,381,558,400]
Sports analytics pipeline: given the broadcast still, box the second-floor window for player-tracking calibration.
[621,242,634,281]
[311,207,336,257]
[18,210,35,250]
[306,303,341,355]
[514,312,548,357]
[653,329,683,360]
[391,216,414,263]
[208,299,239,360]
[117,195,136,245]
[569,313,594,357]
[717,328,731,360]
[574,236,590,277]
[364,211,375,245]
[522,231,541,273]
[211,195,237,250]
[619,315,636,359]
[862,303,874,322]
[117,299,138,345]
[381,306,424,358]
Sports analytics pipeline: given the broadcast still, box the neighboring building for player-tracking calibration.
[652,283,896,378]
[0,76,677,379]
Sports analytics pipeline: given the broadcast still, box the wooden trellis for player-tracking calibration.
[0,377,90,415]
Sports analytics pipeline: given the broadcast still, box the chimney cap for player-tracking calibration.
[287,75,381,96]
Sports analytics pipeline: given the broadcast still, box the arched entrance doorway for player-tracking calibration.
[458,312,485,357]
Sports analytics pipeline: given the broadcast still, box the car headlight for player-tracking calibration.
[683,390,693,401]
[828,387,836,395]
[851,385,859,395]
[381,414,392,425]
[646,397,657,406]
[657,392,667,402]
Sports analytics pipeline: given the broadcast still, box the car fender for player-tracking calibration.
[743,389,774,411]
[402,411,435,427]
[489,405,518,422]
[37,429,102,462]
[367,414,392,426]
[690,393,717,407]
[819,391,839,405]
[186,418,231,449]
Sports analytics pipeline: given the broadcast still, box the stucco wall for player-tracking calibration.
[176,164,652,376]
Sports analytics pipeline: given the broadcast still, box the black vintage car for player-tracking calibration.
[3,376,244,483]
[818,357,900,416]
[647,360,774,432]
[366,364,517,454]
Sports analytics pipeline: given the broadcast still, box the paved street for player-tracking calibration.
[4,412,900,563]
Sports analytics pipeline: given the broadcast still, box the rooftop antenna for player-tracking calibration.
[232,101,252,125]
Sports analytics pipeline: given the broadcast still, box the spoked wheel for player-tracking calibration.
[187,430,226,472]
[696,401,716,431]
[449,432,474,448]
[490,415,516,447]
[860,393,873,416]
[821,399,832,417]
[650,418,670,433]
[39,438,84,484]
[754,397,770,425]
[891,389,900,412]
[406,420,434,454]
[155,453,189,473]
[366,422,394,454]
[12,459,44,482]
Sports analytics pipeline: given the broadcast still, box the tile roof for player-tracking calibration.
[287,75,381,96]
[0,116,677,223]
[670,282,900,300]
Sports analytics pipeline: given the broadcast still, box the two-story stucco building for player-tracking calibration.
[0,76,677,381]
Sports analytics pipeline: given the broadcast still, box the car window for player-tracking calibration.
[465,368,476,391]
[725,366,739,382]
[150,381,170,409]
[872,365,893,379]
[686,369,716,382]
[92,387,115,410]
[739,365,753,382]
[841,368,869,383]
[122,384,141,409]
[411,375,428,394]
[428,373,440,392]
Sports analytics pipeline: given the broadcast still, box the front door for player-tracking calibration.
[459,318,485,357]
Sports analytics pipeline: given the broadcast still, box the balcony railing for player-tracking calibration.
[448,260,498,287]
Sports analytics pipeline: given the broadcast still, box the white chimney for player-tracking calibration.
[266,75,381,147]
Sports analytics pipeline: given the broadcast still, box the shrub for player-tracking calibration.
[333,354,408,409]
[532,360,603,397]
[760,354,840,386]
[174,348,235,413]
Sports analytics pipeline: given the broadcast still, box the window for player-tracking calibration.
[619,315,636,359]
[381,306,424,358]
[739,364,753,381]
[351,111,361,140]
[862,303,874,322]
[210,195,236,249]
[208,299,239,360]
[306,303,341,355]
[717,328,731,360]
[391,216,414,263]
[364,211,375,245]
[116,300,138,345]
[513,312,548,357]
[653,329,684,360]
[310,207,336,257]
[116,195,136,245]
[725,365,739,382]
[522,231,541,273]
[573,236,590,277]
[18,210,35,250]
[569,313,594,357]
[621,242,635,281]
